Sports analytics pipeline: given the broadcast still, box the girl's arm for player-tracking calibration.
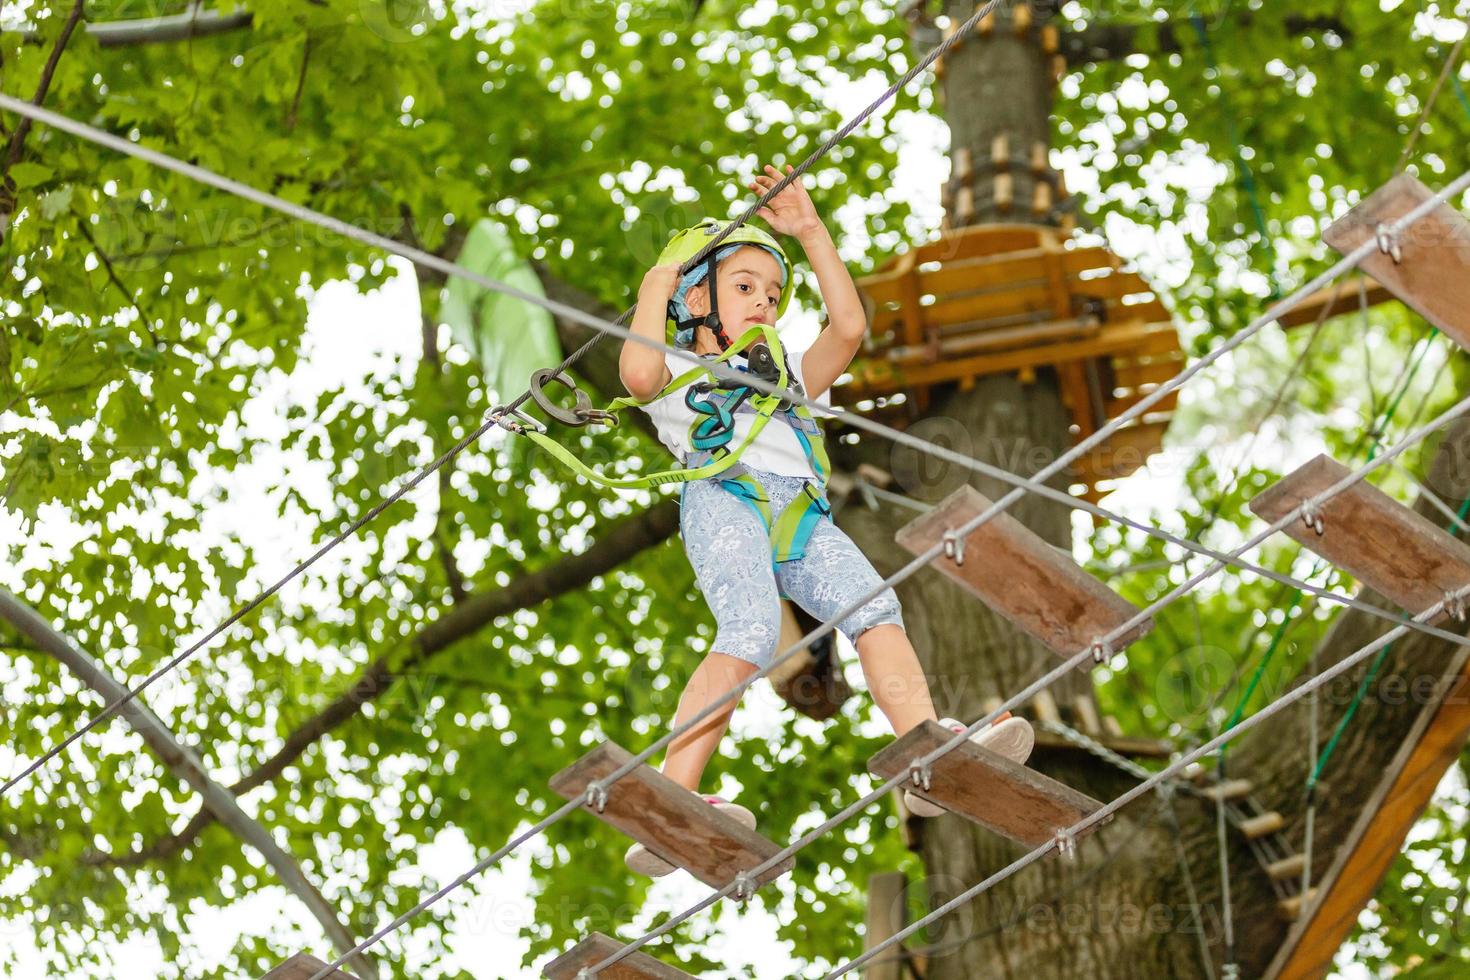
[794,219,866,400]
[620,263,678,401]
[750,165,865,400]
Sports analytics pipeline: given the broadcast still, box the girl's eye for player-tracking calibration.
[737,283,750,292]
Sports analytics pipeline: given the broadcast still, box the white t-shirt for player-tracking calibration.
[639,346,820,480]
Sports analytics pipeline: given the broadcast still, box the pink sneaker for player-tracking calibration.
[902,715,1036,818]
[624,795,756,877]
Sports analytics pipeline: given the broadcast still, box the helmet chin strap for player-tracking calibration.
[672,253,737,352]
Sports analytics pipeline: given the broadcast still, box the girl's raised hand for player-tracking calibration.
[639,262,683,305]
[751,164,821,238]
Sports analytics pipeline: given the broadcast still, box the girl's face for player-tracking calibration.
[685,246,783,336]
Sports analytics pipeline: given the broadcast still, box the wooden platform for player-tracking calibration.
[1265,645,1470,978]
[548,741,793,890]
[1321,173,1470,350]
[261,954,358,980]
[1249,454,1470,620]
[542,933,695,980]
[868,719,1106,848]
[1276,274,1395,330]
[895,485,1153,657]
[840,224,1185,501]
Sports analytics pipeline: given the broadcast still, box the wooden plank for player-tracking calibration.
[1240,811,1286,839]
[1276,275,1396,329]
[839,321,1181,401]
[885,315,1101,364]
[914,283,1058,331]
[895,251,924,350]
[868,720,1107,848]
[912,224,1048,264]
[1104,387,1180,419]
[1072,421,1171,483]
[863,872,907,980]
[1279,889,1320,922]
[1265,648,1470,980]
[894,485,1153,657]
[261,954,358,980]
[1071,693,1102,734]
[917,245,1116,300]
[1111,356,1184,391]
[548,742,793,890]
[1322,174,1470,349]
[1032,689,1063,724]
[542,933,695,980]
[1249,454,1470,621]
[1197,778,1254,803]
[1267,853,1308,881]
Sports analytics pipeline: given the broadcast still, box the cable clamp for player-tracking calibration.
[908,758,933,793]
[584,781,609,813]
[1374,225,1404,264]
[942,528,967,565]
[1444,591,1467,622]
[1090,638,1113,665]
[1222,965,1241,980]
[1053,827,1077,860]
[732,870,757,903]
[486,404,546,435]
[1300,501,1325,536]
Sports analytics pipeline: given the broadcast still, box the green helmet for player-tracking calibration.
[656,218,794,349]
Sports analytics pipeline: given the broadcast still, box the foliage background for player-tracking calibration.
[2,0,1469,975]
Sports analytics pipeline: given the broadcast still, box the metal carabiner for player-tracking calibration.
[529,368,616,427]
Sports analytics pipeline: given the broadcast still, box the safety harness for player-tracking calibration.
[516,323,832,567]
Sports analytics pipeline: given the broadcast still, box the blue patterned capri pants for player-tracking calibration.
[679,467,905,669]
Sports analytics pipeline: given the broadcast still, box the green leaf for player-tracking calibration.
[9,162,54,188]
[440,218,563,405]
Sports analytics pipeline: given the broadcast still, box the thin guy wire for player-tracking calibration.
[589,392,1470,974]
[4,93,1466,799]
[824,580,1470,980]
[0,0,996,795]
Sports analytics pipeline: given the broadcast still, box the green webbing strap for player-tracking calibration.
[518,325,789,491]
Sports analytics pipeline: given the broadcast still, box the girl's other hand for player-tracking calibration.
[639,262,683,305]
[751,164,821,238]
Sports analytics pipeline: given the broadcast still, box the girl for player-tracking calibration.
[616,165,1034,876]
